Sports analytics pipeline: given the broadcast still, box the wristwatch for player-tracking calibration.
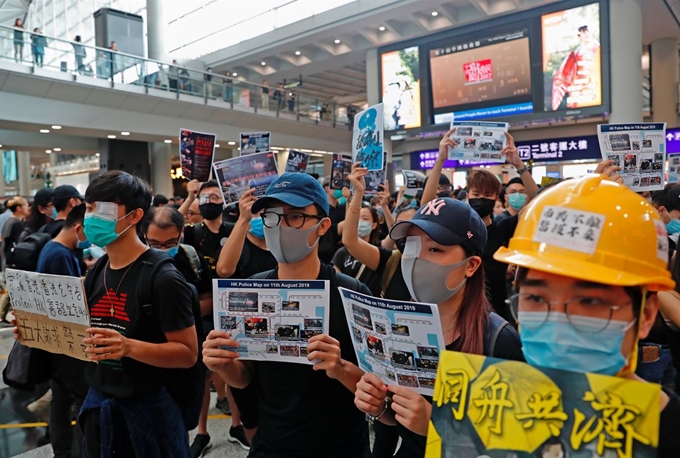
[366,396,392,422]
[516,165,529,175]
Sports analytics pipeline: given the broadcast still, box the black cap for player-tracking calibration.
[52,185,84,205]
[33,188,54,207]
[390,197,487,255]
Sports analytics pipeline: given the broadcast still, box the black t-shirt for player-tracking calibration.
[376,247,411,301]
[395,317,524,457]
[231,237,277,280]
[249,264,371,458]
[84,250,195,398]
[332,246,382,297]
[483,216,518,320]
[659,389,680,455]
[43,219,66,238]
[173,246,213,296]
[319,203,346,264]
[183,221,233,278]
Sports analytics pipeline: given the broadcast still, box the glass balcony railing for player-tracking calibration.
[0,24,353,129]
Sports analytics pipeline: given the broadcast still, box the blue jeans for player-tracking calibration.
[636,344,676,388]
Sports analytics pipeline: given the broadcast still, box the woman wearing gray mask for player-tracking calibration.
[351,165,523,457]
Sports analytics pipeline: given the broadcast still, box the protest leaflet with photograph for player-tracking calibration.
[179,129,216,182]
[363,153,387,196]
[353,103,384,171]
[669,155,680,185]
[240,131,271,155]
[6,269,91,361]
[402,169,427,199]
[331,154,352,190]
[339,287,445,396]
[284,150,310,173]
[213,279,330,364]
[447,121,508,163]
[426,351,660,458]
[213,152,279,206]
[597,123,667,192]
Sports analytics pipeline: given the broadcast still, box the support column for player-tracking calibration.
[651,37,679,126]
[150,143,173,196]
[323,154,333,179]
[17,151,31,196]
[146,0,165,61]
[609,0,643,123]
[276,150,290,173]
[0,150,5,197]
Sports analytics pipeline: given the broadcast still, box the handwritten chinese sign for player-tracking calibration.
[6,269,91,361]
[353,103,384,171]
[426,351,660,458]
[532,206,605,255]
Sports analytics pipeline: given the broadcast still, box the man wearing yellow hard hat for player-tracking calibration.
[494,173,680,453]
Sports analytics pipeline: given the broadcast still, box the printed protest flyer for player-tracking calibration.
[339,287,445,396]
[240,131,271,155]
[213,279,330,364]
[330,153,352,189]
[598,123,667,192]
[669,155,680,185]
[402,169,427,200]
[353,103,384,171]
[284,150,309,173]
[179,129,216,182]
[212,152,279,205]
[447,121,508,162]
[426,351,660,458]
[6,269,91,361]
[364,152,387,196]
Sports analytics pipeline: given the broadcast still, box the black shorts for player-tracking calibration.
[230,381,259,429]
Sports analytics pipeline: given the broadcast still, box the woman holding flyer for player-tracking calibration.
[346,162,523,457]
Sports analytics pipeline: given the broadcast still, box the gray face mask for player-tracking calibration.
[263,207,323,264]
[401,236,471,304]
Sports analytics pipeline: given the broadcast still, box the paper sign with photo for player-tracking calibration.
[213,279,330,364]
[597,123,667,192]
[353,103,384,171]
[426,351,660,458]
[240,131,271,155]
[360,152,387,197]
[212,152,279,206]
[6,269,91,361]
[402,169,427,198]
[330,153,352,190]
[447,121,508,163]
[284,150,310,173]
[339,287,445,396]
[179,129,216,182]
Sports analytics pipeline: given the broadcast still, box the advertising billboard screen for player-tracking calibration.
[381,46,421,130]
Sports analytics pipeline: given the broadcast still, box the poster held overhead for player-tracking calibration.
[447,121,508,163]
[353,103,384,171]
[285,150,310,173]
[330,154,352,190]
[240,132,271,155]
[179,129,216,182]
[597,123,666,192]
[213,152,279,206]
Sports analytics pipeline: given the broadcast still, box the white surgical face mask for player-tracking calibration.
[263,207,323,264]
[401,236,470,304]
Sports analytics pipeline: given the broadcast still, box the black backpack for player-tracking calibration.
[85,249,206,428]
[8,225,53,271]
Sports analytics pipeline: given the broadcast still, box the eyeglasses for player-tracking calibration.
[147,236,181,249]
[261,211,323,229]
[507,293,630,333]
[198,194,222,205]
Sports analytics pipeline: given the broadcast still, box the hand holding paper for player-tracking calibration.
[84,327,129,361]
[238,188,256,222]
[307,334,343,379]
[202,329,241,372]
[348,162,368,194]
[594,159,623,184]
[389,384,432,436]
[187,179,200,199]
[501,132,522,168]
[439,127,458,162]
[355,373,389,417]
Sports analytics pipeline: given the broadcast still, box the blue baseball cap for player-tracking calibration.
[251,173,330,216]
[390,197,487,254]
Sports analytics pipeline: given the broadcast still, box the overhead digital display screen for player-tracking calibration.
[381,46,421,130]
[542,3,601,111]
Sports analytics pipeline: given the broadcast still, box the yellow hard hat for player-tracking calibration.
[494,174,675,291]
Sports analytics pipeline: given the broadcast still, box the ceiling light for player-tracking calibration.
[261,61,266,66]
[0,144,3,148]
[295,51,301,56]
[215,144,221,148]
[232,72,238,76]
[431,11,438,16]
[51,125,62,130]
[164,139,172,144]
[45,149,52,154]
[379,26,386,31]
[40,129,50,133]
[227,141,236,146]
[120,131,130,136]
[53,147,61,152]
[334,39,341,44]
[96,153,100,157]
[107,135,116,139]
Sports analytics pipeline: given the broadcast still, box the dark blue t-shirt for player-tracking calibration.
[36,240,81,276]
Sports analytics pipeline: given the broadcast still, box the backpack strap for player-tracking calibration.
[136,249,175,317]
[380,250,401,298]
[484,312,509,357]
[179,244,202,284]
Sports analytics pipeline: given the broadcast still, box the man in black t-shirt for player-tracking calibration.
[318,176,347,264]
[203,173,370,458]
[78,171,196,457]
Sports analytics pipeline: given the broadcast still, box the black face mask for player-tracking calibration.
[199,203,223,221]
[468,198,495,218]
